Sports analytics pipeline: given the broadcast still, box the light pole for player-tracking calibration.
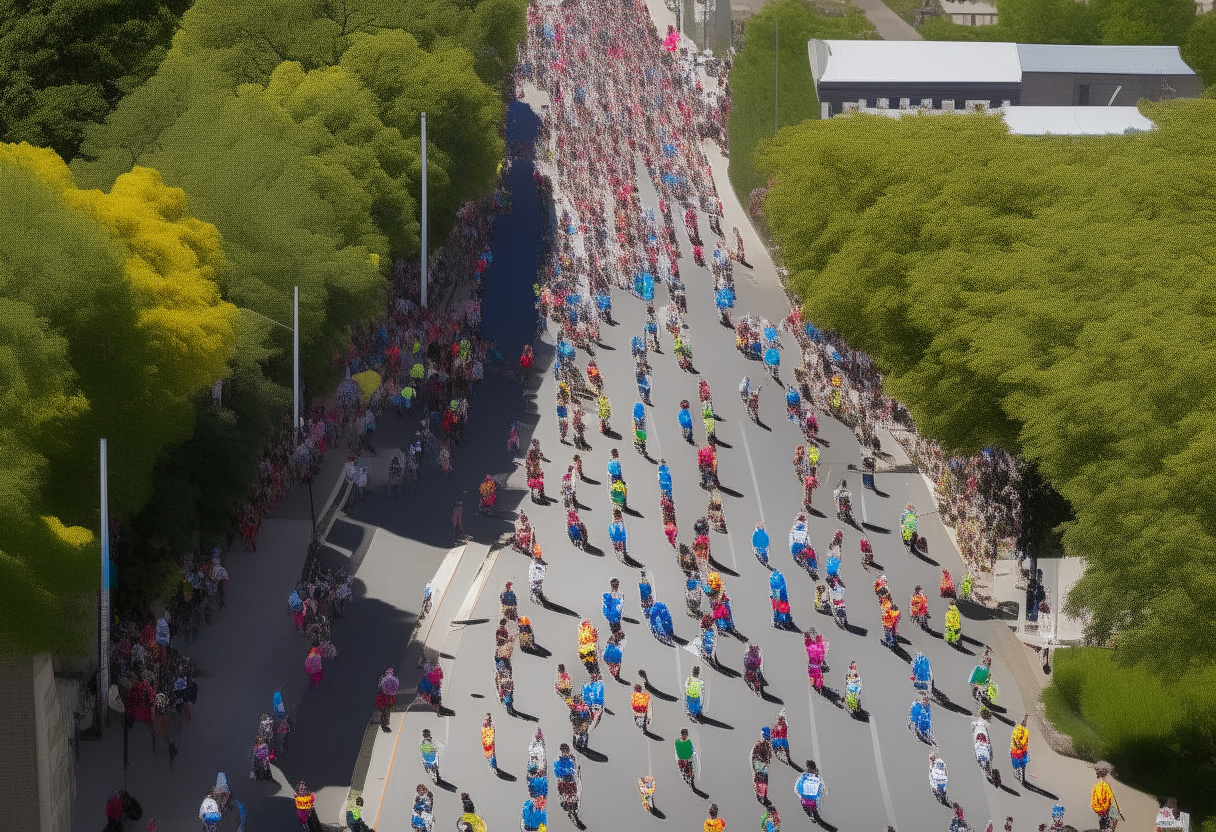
[775,14,779,136]
[421,112,428,310]
[240,296,316,541]
[293,285,299,439]
[243,287,300,438]
[99,437,110,730]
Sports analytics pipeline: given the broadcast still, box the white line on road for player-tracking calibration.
[452,547,501,624]
[859,480,869,525]
[736,414,765,527]
[414,545,467,647]
[868,716,898,829]
[806,689,823,772]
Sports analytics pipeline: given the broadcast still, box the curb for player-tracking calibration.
[337,540,509,828]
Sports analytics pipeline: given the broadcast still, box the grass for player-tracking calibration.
[1042,648,1216,824]
[726,0,878,211]
[879,0,927,25]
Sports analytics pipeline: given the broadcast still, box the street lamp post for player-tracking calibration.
[99,438,110,730]
[421,112,428,310]
[293,285,300,440]
[774,14,779,136]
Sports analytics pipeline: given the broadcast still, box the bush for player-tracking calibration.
[1044,648,1216,823]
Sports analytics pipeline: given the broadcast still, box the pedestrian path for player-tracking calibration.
[851,0,924,39]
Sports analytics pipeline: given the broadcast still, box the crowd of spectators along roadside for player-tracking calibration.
[100,146,513,800]
[789,314,1024,601]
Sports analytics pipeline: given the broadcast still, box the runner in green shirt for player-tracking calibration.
[675,728,697,790]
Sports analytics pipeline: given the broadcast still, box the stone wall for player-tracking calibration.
[0,653,80,832]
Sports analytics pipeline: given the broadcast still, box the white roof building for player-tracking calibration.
[844,105,1157,135]
[813,40,1021,85]
[809,39,1202,116]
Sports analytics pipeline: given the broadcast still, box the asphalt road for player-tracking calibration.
[371,138,1075,832]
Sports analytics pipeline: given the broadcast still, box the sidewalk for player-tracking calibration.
[850,0,924,39]
[71,447,350,832]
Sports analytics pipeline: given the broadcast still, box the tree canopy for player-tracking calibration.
[0,0,192,160]
[755,99,1216,670]
[725,0,876,206]
[920,0,1216,88]
[0,142,237,653]
[45,0,521,629]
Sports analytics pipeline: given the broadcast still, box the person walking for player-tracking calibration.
[346,796,372,832]
[704,803,726,832]
[294,781,322,831]
[452,494,465,541]
[675,728,698,790]
[377,667,399,732]
[419,729,440,782]
[481,713,497,770]
[1091,762,1122,829]
[304,646,323,689]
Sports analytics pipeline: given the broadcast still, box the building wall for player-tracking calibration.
[0,653,79,832]
[949,12,998,24]
[1020,71,1202,105]
[818,81,1020,115]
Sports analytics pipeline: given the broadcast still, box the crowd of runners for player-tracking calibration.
[334,0,1139,828]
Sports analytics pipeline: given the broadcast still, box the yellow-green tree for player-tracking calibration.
[0,143,236,654]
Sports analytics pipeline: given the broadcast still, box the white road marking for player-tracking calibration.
[868,716,898,828]
[860,481,869,525]
[452,547,501,624]
[806,688,823,771]
[725,531,740,571]
[737,413,765,526]
[414,545,467,648]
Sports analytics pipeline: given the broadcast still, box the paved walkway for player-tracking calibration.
[851,0,923,40]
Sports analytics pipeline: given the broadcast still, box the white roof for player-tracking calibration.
[816,40,1022,85]
[1016,44,1195,75]
[847,105,1156,135]
[1000,106,1156,134]
[939,0,998,14]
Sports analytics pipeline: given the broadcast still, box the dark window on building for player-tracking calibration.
[1079,84,1090,106]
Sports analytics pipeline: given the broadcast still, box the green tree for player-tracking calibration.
[340,30,503,248]
[1,142,237,654]
[1183,11,1216,87]
[1090,0,1195,45]
[726,0,877,207]
[0,299,97,654]
[0,0,192,160]
[995,0,1099,42]
[755,99,1216,671]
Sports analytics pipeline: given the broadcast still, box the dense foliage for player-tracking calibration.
[725,0,876,206]
[920,0,1216,87]
[2,0,525,653]
[0,143,237,653]
[0,0,192,160]
[755,99,1216,671]
[1043,647,1216,823]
